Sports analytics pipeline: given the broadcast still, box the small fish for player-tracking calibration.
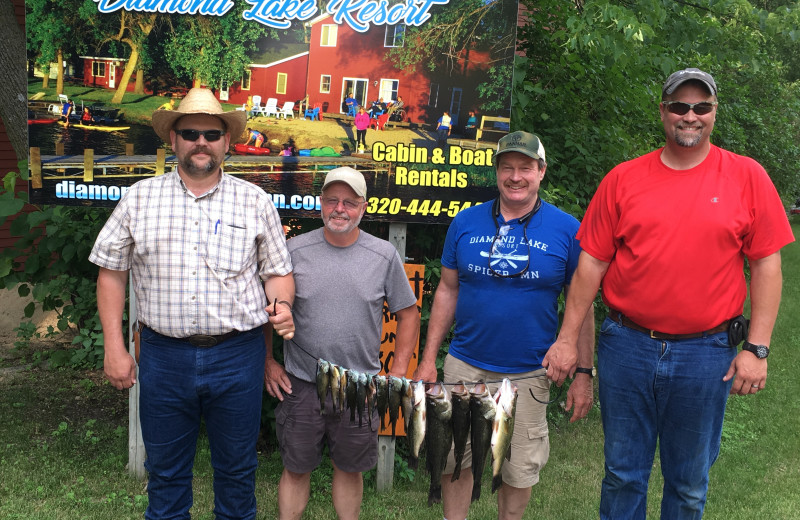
[469,381,496,503]
[450,381,472,482]
[315,359,330,416]
[329,364,341,414]
[338,368,348,414]
[356,371,369,427]
[401,377,413,432]
[375,375,388,430]
[425,382,453,506]
[490,378,518,494]
[366,375,377,429]
[387,375,404,438]
[407,379,427,470]
[346,369,359,423]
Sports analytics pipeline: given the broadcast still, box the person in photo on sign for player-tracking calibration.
[245,127,265,148]
[158,97,176,111]
[436,111,452,147]
[354,106,370,153]
[545,68,795,519]
[90,87,295,520]
[60,99,74,125]
[414,131,595,520]
[264,167,420,520]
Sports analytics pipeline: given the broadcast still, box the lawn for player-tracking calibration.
[1,220,798,519]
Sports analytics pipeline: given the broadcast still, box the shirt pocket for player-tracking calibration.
[207,223,254,274]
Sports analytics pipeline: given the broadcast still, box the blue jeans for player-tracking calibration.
[597,317,735,520]
[138,327,266,520]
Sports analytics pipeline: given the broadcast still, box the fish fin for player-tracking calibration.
[451,464,461,482]
[491,473,503,494]
[505,445,512,461]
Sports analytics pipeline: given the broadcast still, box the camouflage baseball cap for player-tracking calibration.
[496,131,546,162]
[663,68,717,96]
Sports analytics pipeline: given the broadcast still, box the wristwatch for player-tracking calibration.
[575,366,596,378]
[742,341,769,359]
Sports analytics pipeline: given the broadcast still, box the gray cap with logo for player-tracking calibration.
[495,131,546,162]
[663,68,717,96]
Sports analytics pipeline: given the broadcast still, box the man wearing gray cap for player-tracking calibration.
[414,131,595,520]
[264,167,420,520]
[548,68,794,518]
[90,87,295,519]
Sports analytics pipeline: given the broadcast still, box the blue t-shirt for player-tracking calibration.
[442,199,581,372]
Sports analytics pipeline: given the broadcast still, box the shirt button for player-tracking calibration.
[195,221,199,226]
[191,296,196,300]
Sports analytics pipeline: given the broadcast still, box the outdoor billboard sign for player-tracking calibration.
[26,0,520,224]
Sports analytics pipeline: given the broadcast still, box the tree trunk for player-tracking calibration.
[111,49,138,104]
[56,48,64,96]
[42,74,50,89]
[135,68,144,94]
[0,0,30,159]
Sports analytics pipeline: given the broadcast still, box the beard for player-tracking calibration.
[323,209,363,235]
[178,147,221,177]
[673,124,704,148]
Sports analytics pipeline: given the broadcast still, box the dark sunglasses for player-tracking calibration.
[175,129,224,142]
[661,101,717,116]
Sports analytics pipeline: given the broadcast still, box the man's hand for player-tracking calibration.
[724,351,768,395]
[267,300,294,340]
[104,343,137,390]
[542,338,578,386]
[565,374,593,422]
[264,357,292,400]
[412,359,438,384]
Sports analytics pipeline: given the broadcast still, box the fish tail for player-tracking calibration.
[451,463,461,482]
[408,455,418,470]
[491,473,503,494]
[471,480,481,503]
[380,414,385,430]
[428,484,442,506]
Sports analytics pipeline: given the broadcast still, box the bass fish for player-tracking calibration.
[425,383,453,506]
[387,375,404,438]
[375,375,388,430]
[315,359,330,415]
[469,381,495,503]
[329,364,341,414]
[450,381,471,482]
[490,378,518,494]
[346,369,359,423]
[407,379,427,469]
[401,377,413,433]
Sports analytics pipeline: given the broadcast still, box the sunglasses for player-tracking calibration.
[661,101,717,116]
[321,197,363,210]
[175,129,224,142]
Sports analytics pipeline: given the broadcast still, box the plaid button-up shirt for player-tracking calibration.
[90,169,292,337]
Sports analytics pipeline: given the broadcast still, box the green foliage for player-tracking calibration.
[0,168,110,368]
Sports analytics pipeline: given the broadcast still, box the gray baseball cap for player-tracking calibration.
[663,68,717,96]
[322,167,367,198]
[496,131,546,162]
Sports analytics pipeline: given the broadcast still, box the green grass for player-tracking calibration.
[2,220,799,519]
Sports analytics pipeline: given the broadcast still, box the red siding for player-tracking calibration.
[227,54,309,107]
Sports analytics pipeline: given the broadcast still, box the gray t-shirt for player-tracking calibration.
[284,228,417,382]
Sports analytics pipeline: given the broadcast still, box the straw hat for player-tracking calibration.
[151,88,246,143]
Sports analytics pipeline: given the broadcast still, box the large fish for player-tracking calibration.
[346,369,359,423]
[329,364,341,414]
[490,378,518,494]
[425,383,453,506]
[387,375,404,438]
[315,359,330,415]
[450,381,472,482]
[407,379,427,470]
[469,381,496,503]
[375,375,388,430]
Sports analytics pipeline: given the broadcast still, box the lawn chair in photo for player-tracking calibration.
[263,98,280,118]
[277,101,295,119]
[369,112,390,131]
[250,95,266,118]
[304,106,320,121]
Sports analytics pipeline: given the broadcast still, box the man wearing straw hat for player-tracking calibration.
[90,87,295,519]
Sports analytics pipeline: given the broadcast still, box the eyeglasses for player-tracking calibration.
[321,197,363,210]
[661,101,717,116]
[488,224,530,278]
[175,129,224,142]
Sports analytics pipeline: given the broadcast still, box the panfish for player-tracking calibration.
[490,378,518,494]
[469,381,496,503]
[366,374,376,429]
[375,375,388,430]
[338,367,348,414]
[407,379,427,470]
[315,359,330,416]
[356,371,368,427]
[450,381,472,482]
[401,377,413,432]
[346,369,359,423]
[329,364,341,414]
[425,383,453,506]
[387,375,404,438]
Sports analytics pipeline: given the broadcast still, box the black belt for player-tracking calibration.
[608,309,729,340]
[141,325,243,347]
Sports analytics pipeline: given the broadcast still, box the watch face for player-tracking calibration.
[756,345,769,359]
